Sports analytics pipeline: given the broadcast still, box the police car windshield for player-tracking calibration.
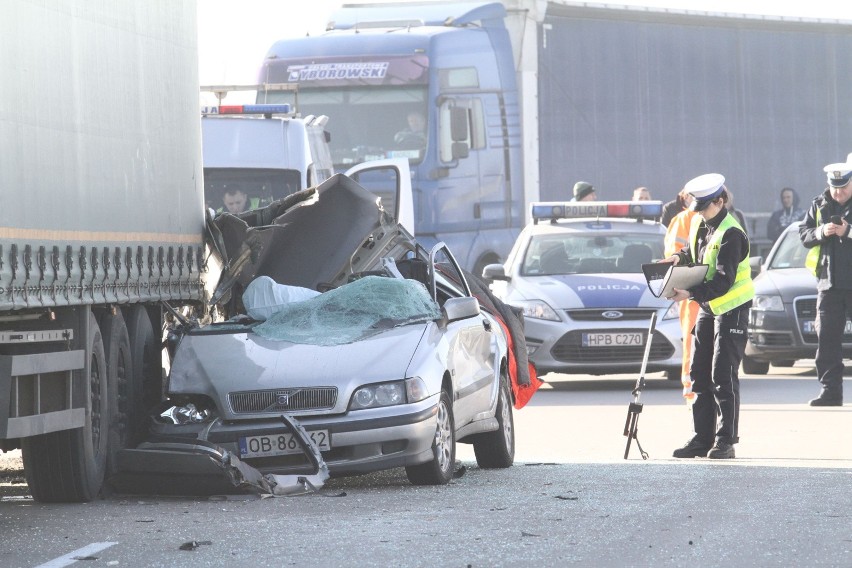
[522,234,663,275]
[768,227,808,269]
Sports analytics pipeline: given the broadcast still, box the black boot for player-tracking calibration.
[808,389,843,407]
[672,437,711,458]
[707,441,736,459]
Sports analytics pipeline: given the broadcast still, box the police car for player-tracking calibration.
[483,201,683,380]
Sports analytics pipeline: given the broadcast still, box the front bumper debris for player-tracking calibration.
[109,414,329,497]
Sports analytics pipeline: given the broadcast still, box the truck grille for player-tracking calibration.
[229,387,337,414]
[550,330,674,363]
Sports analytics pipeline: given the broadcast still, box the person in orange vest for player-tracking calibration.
[664,192,699,404]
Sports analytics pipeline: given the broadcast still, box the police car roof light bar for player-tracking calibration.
[530,201,663,224]
[201,103,293,117]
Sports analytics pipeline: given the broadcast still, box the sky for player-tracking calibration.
[196,0,852,92]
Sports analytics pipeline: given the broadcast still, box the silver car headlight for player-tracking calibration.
[752,294,784,311]
[662,302,680,320]
[349,377,428,410]
[512,299,561,321]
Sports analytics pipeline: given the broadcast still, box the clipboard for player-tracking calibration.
[641,263,708,299]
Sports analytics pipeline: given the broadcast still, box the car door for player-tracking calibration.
[428,243,498,427]
[345,158,414,235]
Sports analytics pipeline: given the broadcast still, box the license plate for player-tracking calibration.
[239,430,330,458]
[801,320,852,335]
[582,332,643,347]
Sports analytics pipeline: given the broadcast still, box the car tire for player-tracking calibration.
[473,373,515,468]
[406,390,455,485]
[742,355,770,375]
[22,312,110,502]
[664,367,682,382]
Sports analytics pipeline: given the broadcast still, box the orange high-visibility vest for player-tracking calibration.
[664,209,698,257]
[664,209,700,384]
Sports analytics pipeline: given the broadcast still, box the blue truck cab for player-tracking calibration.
[256,1,523,273]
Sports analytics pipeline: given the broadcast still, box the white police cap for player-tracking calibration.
[684,173,725,211]
[823,162,852,188]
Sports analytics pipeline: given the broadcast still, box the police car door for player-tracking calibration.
[345,158,414,234]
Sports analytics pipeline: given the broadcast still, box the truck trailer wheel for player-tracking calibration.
[100,309,134,478]
[124,305,158,444]
[22,312,110,502]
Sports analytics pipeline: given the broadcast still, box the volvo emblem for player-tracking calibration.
[601,310,623,319]
[276,392,290,407]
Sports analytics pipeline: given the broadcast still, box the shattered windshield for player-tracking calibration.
[253,276,440,345]
[522,233,664,275]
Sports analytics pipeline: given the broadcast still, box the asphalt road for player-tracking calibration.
[1,362,850,567]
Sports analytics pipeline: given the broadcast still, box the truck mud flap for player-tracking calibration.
[109,414,329,497]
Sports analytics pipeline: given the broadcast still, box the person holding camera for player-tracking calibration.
[799,161,852,407]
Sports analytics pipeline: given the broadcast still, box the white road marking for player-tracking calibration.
[34,542,118,568]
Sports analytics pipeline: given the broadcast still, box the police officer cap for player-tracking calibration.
[573,181,595,200]
[823,162,852,188]
[685,173,726,212]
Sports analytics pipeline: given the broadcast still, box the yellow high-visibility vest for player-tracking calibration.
[688,213,754,315]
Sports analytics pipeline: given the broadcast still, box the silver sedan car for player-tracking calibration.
[115,175,518,492]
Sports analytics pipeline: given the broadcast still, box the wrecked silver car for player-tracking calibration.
[114,175,525,493]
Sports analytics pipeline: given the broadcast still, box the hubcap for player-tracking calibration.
[501,387,513,452]
[435,399,452,472]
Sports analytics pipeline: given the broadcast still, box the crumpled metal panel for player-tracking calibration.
[110,414,329,497]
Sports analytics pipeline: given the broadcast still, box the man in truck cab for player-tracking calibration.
[222,188,256,214]
[394,111,427,149]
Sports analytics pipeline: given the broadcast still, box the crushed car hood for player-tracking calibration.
[168,324,428,419]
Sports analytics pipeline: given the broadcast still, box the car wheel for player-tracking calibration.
[473,373,515,468]
[742,355,769,375]
[664,367,682,382]
[772,359,796,368]
[406,390,455,485]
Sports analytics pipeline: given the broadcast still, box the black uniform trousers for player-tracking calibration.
[815,288,852,396]
[690,305,749,445]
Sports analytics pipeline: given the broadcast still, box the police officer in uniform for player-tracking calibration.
[799,162,852,406]
[661,173,754,459]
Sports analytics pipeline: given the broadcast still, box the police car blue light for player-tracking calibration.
[485,201,683,381]
[202,104,293,116]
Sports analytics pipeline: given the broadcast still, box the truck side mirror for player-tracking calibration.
[450,107,469,141]
[451,142,469,160]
